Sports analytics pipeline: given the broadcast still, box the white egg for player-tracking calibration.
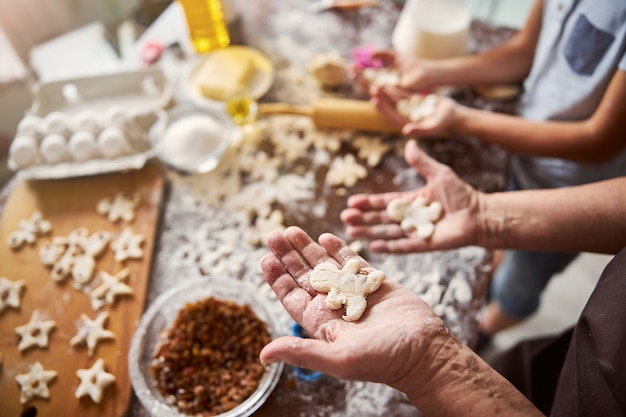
[17,115,44,139]
[43,111,70,135]
[73,110,102,134]
[68,130,98,161]
[9,135,39,167]
[40,133,69,163]
[97,127,131,158]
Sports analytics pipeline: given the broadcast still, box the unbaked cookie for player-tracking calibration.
[90,269,133,310]
[97,192,140,223]
[7,211,52,250]
[70,311,115,357]
[0,277,25,314]
[75,358,116,403]
[310,258,385,321]
[387,196,443,239]
[396,94,438,122]
[111,228,144,262]
[15,362,58,404]
[325,154,367,187]
[15,310,56,352]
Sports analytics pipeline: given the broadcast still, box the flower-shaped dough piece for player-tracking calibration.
[97,192,140,223]
[0,277,25,314]
[396,94,438,122]
[310,258,385,322]
[70,311,115,356]
[75,358,116,403]
[325,154,367,188]
[7,211,52,250]
[386,196,443,239]
[111,228,144,262]
[15,310,56,351]
[15,362,58,404]
[90,269,133,310]
[353,135,391,167]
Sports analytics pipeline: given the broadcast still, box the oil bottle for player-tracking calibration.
[178,0,231,54]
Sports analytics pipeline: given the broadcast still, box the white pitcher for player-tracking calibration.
[391,0,471,60]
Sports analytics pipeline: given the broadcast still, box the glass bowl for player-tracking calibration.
[129,277,284,417]
[151,104,235,174]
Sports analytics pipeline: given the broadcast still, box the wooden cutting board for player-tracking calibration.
[0,163,165,417]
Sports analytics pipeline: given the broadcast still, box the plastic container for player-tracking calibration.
[391,0,471,60]
[178,0,231,54]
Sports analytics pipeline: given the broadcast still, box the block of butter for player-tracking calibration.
[196,52,255,101]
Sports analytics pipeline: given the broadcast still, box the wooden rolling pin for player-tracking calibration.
[258,98,401,134]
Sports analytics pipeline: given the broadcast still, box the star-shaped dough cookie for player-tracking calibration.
[386,196,443,239]
[15,361,58,404]
[90,269,133,310]
[310,258,385,322]
[97,192,140,223]
[15,310,56,351]
[111,228,144,262]
[0,277,25,313]
[70,311,115,356]
[75,358,116,403]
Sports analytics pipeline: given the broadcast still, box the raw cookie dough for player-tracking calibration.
[387,196,443,239]
[7,210,52,250]
[325,154,367,187]
[70,311,115,357]
[0,277,25,313]
[90,269,133,310]
[111,228,145,262]
[308,52,347,89]
[396,94,438,122]
[97,192,140,223]
[75,358,116,403]
[310,258,385,321]
[15,362,58,404]
[15,310,56,351]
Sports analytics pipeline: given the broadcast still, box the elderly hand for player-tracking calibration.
[259,226,543,417]
[341,140,481,253]
[259,226,450,390]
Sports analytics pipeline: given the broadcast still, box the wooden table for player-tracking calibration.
[0,1,518,416]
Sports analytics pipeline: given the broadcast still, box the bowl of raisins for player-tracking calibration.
[129,277,284,417]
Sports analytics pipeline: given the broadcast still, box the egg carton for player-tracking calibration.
[8,69,171,180]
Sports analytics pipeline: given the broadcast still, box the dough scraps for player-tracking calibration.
[7,211,52,250]
[70,311,115,357]
[97,192,140,223]
[0,276,25,314]
[310,258,385,321]
[15,310,56,352]
[75,358,116,403]
[15,361,58,404]
[387,196,443,239]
